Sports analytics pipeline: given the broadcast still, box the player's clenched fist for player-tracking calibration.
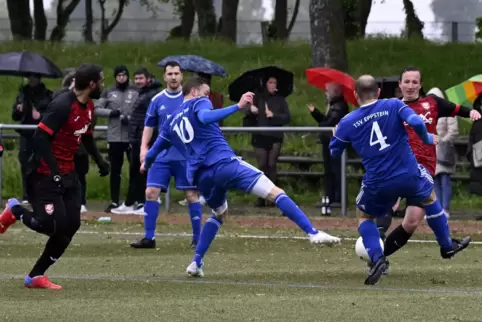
[238,92,254,108]
[432,134,439,145]
[470,109,481,121]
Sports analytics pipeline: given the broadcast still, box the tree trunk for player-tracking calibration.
[83,0,94,43]
[180,0,195,39]
[273,0,288,40]
[50,0,82,41]
[6,0,33,40]
[309,0,349,72]
[194,0,217,38]
[403,0,424,39]
[33,0,47,40]
[219,0,239,42]
[286,0,300,38]
[357,0,372,37]
[99,0,126,43]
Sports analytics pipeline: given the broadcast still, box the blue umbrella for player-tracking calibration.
[0,51,62,78]
[158,55,228,77]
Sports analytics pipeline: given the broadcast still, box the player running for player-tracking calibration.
[0,64,110,290]
[142,76,341,277]
[330,75,471,285]
[131,61,203,249]
[376,66,480,259]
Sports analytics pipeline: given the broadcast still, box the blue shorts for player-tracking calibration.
[356,165,433,218]
[195,157,263,210]
[147,160,197,192]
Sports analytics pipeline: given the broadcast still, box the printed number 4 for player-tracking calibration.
[173,117,195,143]
[369,121,390,151]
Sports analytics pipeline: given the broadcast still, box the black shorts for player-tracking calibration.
[27,171,81,235]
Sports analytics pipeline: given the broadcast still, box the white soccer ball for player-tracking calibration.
[355,236,385,262]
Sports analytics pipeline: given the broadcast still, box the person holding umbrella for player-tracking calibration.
[0,51,61,205]
[12,74,53,204]
[244,76,291,207]
[306,68,352,209]
[229,66,293,207]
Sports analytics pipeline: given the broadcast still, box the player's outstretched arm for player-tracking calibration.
[431,95,481,121]
[145,134,172,169]
[195,92,254,125]
[399,104,434,144]
[329,122,350,158]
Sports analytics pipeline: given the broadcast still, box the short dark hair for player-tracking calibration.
[74,64,102,91]
[182,76,209,96]
[163,61,182,73]
[400,66,422,82]
[355,75,379,101]
[134,67,150,78]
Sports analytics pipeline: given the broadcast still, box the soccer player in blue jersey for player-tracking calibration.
[330,75,471,285]
[142,76,341,277]
[130,62,203,249]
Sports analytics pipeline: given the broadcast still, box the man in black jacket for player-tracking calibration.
[112,68,162,215]
[12,74,53,204]
[308,84,349,208]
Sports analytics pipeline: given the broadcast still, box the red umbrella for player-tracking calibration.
[305,67,358,106]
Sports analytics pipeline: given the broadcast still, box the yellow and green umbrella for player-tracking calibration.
[445,75,482,107]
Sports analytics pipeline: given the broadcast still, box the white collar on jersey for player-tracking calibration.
[359,99,378,108]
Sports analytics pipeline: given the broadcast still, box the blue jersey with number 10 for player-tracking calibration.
[144,89,185,162]
[160,97,237,184]
[330,98,421,185]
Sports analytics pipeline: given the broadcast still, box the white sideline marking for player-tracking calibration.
[1,273,482,295]
[7,228,482,245]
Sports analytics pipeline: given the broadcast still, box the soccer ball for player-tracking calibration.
[355,236,385,262]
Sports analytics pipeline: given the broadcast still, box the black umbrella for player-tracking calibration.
[0,51,62,78]
[228,66,294,102]
[375,76,400,99]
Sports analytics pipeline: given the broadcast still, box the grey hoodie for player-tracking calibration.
[95,85,139,143]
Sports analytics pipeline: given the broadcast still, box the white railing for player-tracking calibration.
[0,124,347,215]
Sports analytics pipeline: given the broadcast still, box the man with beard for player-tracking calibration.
[130,61,202,249]
[0,64,110,290]
[95,65,139,213]
[112,68,162,215]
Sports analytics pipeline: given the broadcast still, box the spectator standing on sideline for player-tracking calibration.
[428,88,458,218]
[95,65,139,213]
[308,83,349,208]
[467,93,482,198]
[12,74,53,204]
[53,69,91,214]
[243,76,291,207]
[112,68,161,215]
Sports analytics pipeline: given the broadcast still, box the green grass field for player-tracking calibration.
[1,220,482,322]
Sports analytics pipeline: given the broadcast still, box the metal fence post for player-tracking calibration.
[341,151,347,216]
[165,185,171,212]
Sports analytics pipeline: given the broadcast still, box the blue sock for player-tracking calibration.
[358,220,383,263]
[192,215,222,267]
[188,202,202,242]
[143,200,160,240]
[275,193,318,235]
[424,201,452,249]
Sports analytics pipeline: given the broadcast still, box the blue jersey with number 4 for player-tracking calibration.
[159,97,237,184]
[144,90,185,162]
[330,99,421,185]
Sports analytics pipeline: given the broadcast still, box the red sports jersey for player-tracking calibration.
[37,91,93,175]
[404,95,468,175]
